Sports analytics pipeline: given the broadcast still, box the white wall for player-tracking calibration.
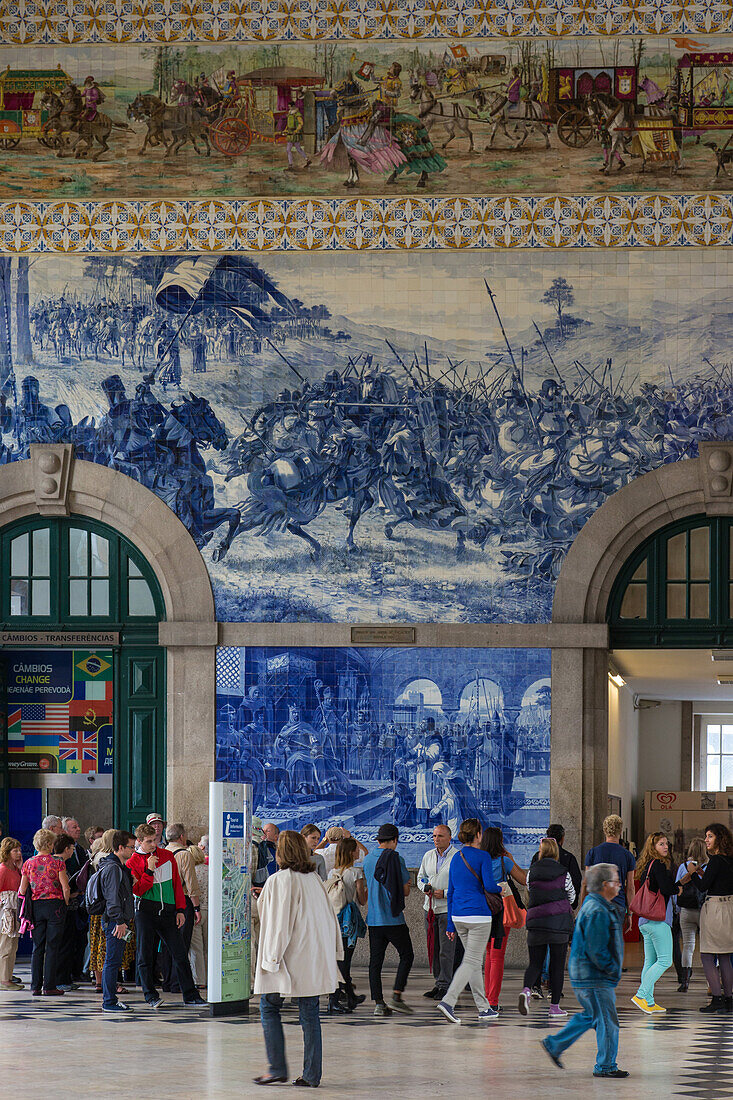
[608,680,640,838]
[637,700,682,796]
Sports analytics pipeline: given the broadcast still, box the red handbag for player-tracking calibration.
[629,859,667,922]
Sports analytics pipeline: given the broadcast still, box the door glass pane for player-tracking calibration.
[129,578,155,616]
[631,558,647,581]
[10,578,28,616]
[722,756,733,788]
[667,583,686,618]
[708,725,722,753]
[91,579,109,616]
[620,583,646,620]
[708,757,721,790]
[689,526,710,580]
[690,583,710,619]
[69,528,88,576]
[90,534,109,577]
[10,533,28,577]
[32,528,50,576]
[128,557,142,578]
[667,532,687,580]
[69,579,88,616]
[723,726,733,754]
[31,579,50,617]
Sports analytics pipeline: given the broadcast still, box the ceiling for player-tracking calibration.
[612,649,733,704]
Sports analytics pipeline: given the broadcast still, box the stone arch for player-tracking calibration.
[552,451,724,625]
[0,446,214,623]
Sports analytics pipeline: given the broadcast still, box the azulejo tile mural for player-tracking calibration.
[5,248,733,622]
[215,645,550,867]
[5,39,733,203]
[2,1,733,46]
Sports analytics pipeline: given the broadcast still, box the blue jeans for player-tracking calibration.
[544,982,619,1075]
[636,920,672,1005]
[260,993,322,1086]
[102,919,127,1009]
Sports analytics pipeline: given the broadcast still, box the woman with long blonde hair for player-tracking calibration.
[675,836,707,992]
[519,836,575,1020]
[631,832,680,1015]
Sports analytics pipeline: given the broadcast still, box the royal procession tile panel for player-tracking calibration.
[215,644,550,866]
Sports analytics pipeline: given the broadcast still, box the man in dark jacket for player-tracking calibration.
[99,830,135,1014]
[541,864,629,1080]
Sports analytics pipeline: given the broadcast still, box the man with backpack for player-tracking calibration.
[92,830,135,1013]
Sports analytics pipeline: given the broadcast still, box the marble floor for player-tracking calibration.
[0,960,728,1099]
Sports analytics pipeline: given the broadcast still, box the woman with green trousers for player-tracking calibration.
[631,832,680,1014]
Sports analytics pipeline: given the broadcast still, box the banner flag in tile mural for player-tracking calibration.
[6,650,113,775]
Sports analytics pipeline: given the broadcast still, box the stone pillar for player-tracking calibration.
[680,701,693,791]
[551,647,609,861]
[165,644,216,836]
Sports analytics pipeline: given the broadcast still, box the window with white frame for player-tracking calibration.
[703,718,733,790]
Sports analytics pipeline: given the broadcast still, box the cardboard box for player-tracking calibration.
[646,790,729,811]
[682,809,733,831]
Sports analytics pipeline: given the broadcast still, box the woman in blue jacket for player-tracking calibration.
[436,818,500,1025]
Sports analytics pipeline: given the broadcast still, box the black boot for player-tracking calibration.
[700,995,725,1013]
[327,991,349,1015]
[725,996,733,1014]
[344,981,365,1009]
[678,968,692,993]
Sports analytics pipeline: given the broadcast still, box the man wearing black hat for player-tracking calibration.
[362,823,414,1016]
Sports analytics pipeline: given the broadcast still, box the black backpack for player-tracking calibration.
[84,866,106,916]
[677,866,705,910]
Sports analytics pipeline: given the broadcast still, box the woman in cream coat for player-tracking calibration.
[254,830,343,1088]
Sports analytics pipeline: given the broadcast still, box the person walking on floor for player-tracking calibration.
[675,836,707,993]
[161,824,201,994]
[363,823,414,1017]
[126,823,205,1009]
[679,821,733,1014]
[481,826,527,1012]
[519,836,575,1021]
[631,831,680,1015]
[541,864,628,1079]
[19,828,70,996]
[437,818,501,1025]
[98,830,136,1014]
[417,823,458,1001]
[0,836,24,990]
[254,830,342,1088]
[326,836,368,1014]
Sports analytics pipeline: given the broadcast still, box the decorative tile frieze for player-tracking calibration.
[3,193,733,252]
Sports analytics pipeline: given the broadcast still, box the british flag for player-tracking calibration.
[59,729,97,762]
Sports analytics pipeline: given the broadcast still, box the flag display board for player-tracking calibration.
[6,649,113,775]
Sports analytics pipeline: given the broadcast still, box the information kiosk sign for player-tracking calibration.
[208,781,252,1015]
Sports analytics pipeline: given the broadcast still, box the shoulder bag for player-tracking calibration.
[629,858,668,922]
[459,851,502,916]
[499,857,526,929]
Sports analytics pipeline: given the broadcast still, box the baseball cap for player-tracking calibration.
[146,812,164,825]
[377,823,399,843]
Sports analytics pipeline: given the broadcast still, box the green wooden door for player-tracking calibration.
[115,647,166,833]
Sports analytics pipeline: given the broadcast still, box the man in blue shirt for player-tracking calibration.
[363,823,414,1017]
[580,815,636,929]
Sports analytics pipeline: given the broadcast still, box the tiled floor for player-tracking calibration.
[0,957,727,1098]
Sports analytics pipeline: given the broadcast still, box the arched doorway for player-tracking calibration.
[0,444,216,842]
[550,444,733,857]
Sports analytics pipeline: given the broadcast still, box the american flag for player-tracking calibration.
[59,729,97,762]
[21,704,68,739]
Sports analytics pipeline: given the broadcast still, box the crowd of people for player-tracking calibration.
[2,808,733,1086]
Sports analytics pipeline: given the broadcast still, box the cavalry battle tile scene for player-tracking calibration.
[6,247,733,624]
[5,35,733,200]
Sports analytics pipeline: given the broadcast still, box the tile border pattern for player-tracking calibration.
[2,193,733,252]
[2,0,733,46]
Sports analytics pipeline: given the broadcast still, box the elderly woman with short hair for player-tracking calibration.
[19,828,70,996]
[541,863,628,1080]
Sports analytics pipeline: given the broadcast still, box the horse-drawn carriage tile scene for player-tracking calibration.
[4,37,733,202]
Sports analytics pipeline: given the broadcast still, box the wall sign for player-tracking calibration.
[0,632,120,646]
[6,649,113,776]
